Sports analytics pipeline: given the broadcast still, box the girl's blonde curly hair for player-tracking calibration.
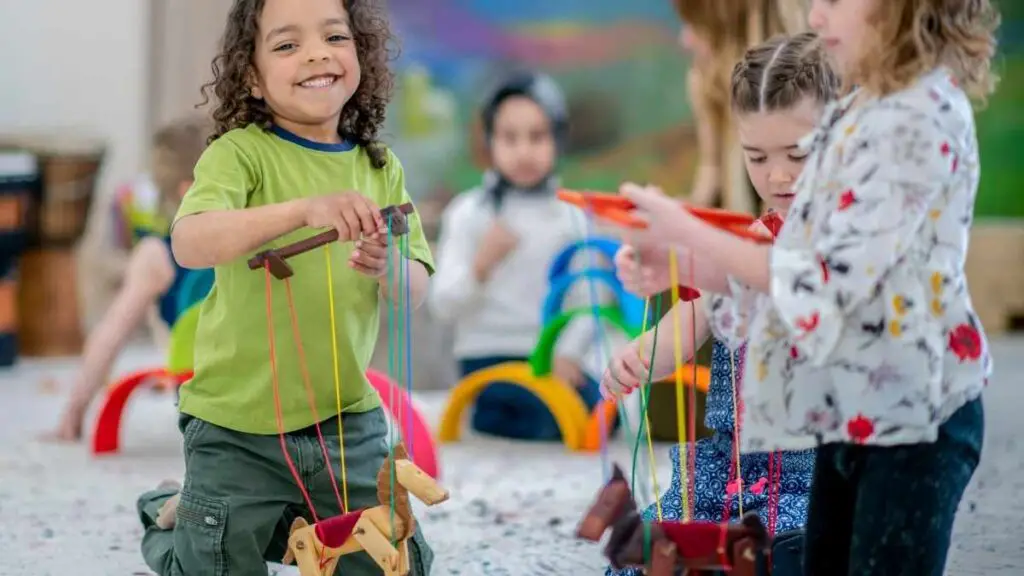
[851,0,1000,104]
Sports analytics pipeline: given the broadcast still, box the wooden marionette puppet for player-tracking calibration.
[250,202,449,576]
[675,0,808,215]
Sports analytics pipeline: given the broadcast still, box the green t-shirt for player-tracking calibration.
[174,124,434,434]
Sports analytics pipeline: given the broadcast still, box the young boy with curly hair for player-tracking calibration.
[134,0,435,574]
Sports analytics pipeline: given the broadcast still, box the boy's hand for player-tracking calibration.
[472,222,519,282]
[349,232,394,278]
[304,192,383,242]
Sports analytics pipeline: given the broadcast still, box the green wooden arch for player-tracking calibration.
[529,305,641,377]
[166,304,200,374]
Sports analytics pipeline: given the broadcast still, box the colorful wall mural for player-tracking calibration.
[384,0,1023,219]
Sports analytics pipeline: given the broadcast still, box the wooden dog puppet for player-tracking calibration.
[282,443,448,575]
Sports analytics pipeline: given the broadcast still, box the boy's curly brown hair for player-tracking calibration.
[198,0,396,168]
[852,0,1000,104]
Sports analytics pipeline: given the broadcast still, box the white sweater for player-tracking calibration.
[428,187,626,380]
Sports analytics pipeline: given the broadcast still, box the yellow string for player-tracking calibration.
[729,350,743,516]
[325,245,349,512]
[668,249,689,521]
[637,297,663,521]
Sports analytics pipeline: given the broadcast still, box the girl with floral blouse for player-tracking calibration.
[602,32,838,576]
[617,0,1000,574]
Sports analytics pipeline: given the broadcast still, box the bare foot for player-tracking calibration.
[156,492,181,529]
[157,479,182,491]
[37,418,83,443]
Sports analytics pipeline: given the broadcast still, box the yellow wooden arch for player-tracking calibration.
[437,362,591,450]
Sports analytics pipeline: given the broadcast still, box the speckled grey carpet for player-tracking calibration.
[2,339,1023,575]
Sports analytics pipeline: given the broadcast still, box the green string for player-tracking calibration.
[630,292,663,496]
[643,520,652,566]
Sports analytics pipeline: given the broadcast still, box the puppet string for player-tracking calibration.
[324,244,350,512]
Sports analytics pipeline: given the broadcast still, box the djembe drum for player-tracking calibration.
[0,149,38,366]
[1,134,106,356]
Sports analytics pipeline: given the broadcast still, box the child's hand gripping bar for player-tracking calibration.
[247,202,415,279]
[556,189,772,244]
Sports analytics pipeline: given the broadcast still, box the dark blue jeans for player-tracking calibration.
[459,355,601,441]
[803,397,984,576]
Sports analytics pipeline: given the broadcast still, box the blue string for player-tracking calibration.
[403,234,415,461]
[384,215,397,542]
[581,209,612,481]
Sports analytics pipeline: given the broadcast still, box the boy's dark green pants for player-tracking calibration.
[137,408,433,575]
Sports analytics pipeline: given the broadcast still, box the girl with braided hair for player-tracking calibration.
[603,32,838,576]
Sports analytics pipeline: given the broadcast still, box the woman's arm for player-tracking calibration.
[170,200,308,269]
[687,69,721,207]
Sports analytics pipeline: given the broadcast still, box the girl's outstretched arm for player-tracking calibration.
[640,296,712,380]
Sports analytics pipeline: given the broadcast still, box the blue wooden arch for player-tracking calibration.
[544,237,646,330]
[546,237,622,283]
[542,269,645,331]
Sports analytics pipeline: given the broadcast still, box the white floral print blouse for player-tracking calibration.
[705,67,991,453]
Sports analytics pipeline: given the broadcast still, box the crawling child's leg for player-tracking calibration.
[43,237,175,441]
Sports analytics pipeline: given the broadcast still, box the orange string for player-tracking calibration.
[283,278,346,514]
[264,264,319,522]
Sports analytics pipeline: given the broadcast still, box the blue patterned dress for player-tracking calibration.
[606,340,815,576]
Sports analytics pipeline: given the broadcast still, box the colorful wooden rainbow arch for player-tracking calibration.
[436,361,591,449]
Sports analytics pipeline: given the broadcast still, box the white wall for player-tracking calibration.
[0,0,151,204]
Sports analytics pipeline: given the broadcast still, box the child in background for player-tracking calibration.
[134,0,434,574]
[430,71,620,441]
[603,32,837,576]
[620,0,999,573]
[42,118,211,442]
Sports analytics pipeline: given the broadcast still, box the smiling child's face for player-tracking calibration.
[251,0,360,141]
[736,97,822,213]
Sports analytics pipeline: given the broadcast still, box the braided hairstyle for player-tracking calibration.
[730,32,839,115]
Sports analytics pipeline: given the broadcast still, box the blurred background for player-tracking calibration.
[0,1,1022,573]
[0,0,1020,381]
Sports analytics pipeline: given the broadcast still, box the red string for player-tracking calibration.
[264,264,320,523]
[768,450,782,536]
[686,252,698,521]
[283,279,346,514]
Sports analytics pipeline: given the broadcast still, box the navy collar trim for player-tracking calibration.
[271,124,355,152]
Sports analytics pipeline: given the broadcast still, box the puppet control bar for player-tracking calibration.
[247,202,415,279]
